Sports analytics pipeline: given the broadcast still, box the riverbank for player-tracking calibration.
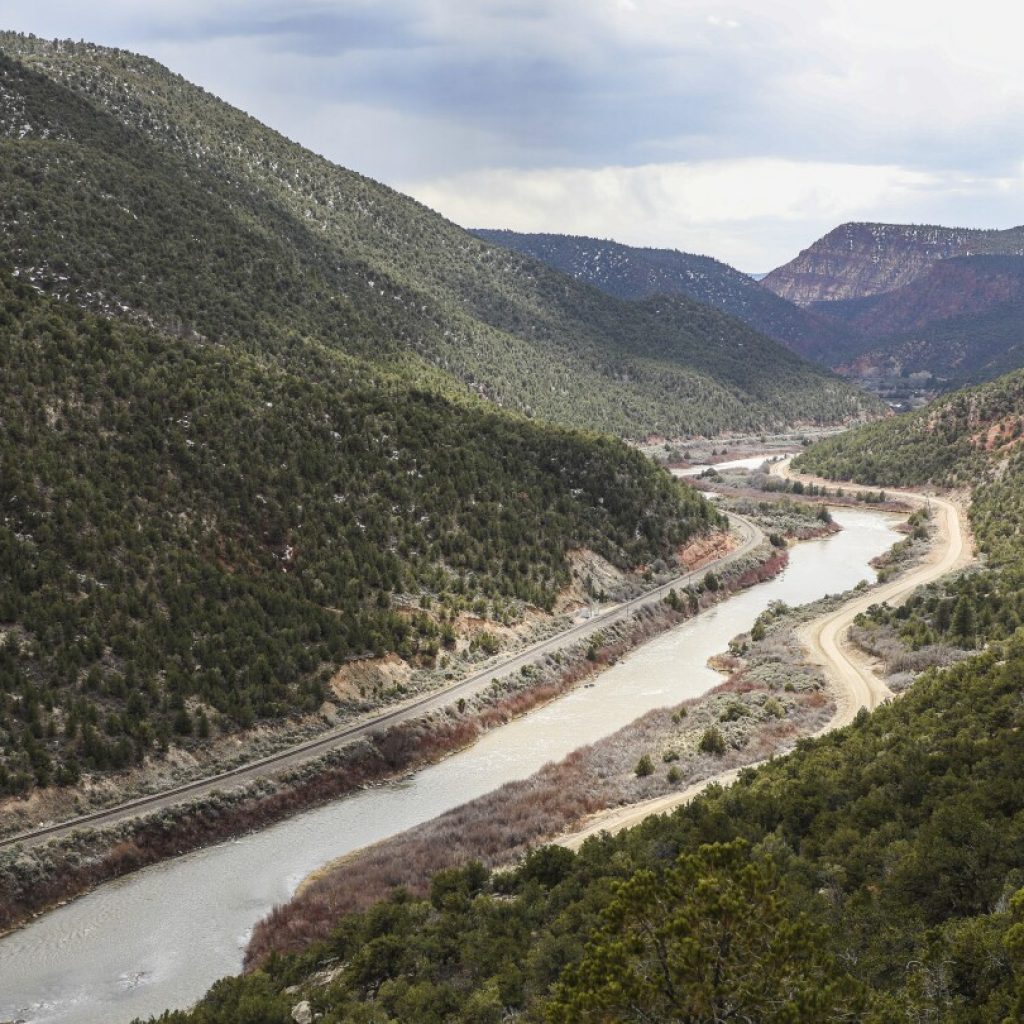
[243,506,907,966]
[0,531,779,938]
[550,460,973,847]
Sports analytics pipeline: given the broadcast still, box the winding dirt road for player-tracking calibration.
[559,461,974,851]
[781,459,973,729]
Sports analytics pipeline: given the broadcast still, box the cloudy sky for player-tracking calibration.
[2,0,1023,269]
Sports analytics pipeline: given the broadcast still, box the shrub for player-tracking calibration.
[699,727,727,755]
[720,703,748,722]
[634,754,655,778]
[473,632,501,656]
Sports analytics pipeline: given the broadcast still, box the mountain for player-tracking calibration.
[0,258,723,797]
[0,33,749,799]
[761,222,1024,391]
[821,255,1024,338]
[472,228,855,363]
[0,35,877,440]
[763,221,1024,306]
[828,256,1024,386]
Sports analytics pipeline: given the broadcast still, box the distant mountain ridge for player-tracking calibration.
[759,222,1024,389]
[472,229,854,363]
[763,221,1024,306]
[474,225,1024,401]
[819,255,1024,339]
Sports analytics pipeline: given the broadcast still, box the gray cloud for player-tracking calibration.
[138,4,428,56]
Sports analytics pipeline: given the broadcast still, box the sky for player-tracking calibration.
[2,0,1023,270]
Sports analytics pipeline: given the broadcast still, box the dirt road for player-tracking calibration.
[559,462,973,851]
[779,457,973,728]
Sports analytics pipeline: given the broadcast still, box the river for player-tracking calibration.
[0,507,902,1024]
[675,455,783,477]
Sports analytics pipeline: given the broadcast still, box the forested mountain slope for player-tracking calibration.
[0,34,876,438]
[792,369,1024,486]
[473,228,855,363]
[0,273,721,796]
[0,33,880,801]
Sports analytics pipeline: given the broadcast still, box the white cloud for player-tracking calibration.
[404,158,1024,270]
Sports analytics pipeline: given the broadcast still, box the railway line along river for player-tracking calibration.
[0,506,902,1024]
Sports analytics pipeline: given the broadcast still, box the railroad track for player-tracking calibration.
[1,512,762,851]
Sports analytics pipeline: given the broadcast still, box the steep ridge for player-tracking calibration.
[832,256,1024,385]
[0,34,877,438]
[473,228,855,363]
[763,220,1024,306]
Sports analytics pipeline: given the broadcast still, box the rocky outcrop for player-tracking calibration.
[328,654,412,704]
[763,222,1024,306]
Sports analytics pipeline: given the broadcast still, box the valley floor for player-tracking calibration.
[554,458,973,849]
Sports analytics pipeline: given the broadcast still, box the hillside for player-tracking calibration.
[763,221,1024,306]
[792,369,1024,486]
[0,35,877,438]
[831,256,1024,386]
[473,228,855,363]
[0,271,725,798]
[0,33,881,799]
